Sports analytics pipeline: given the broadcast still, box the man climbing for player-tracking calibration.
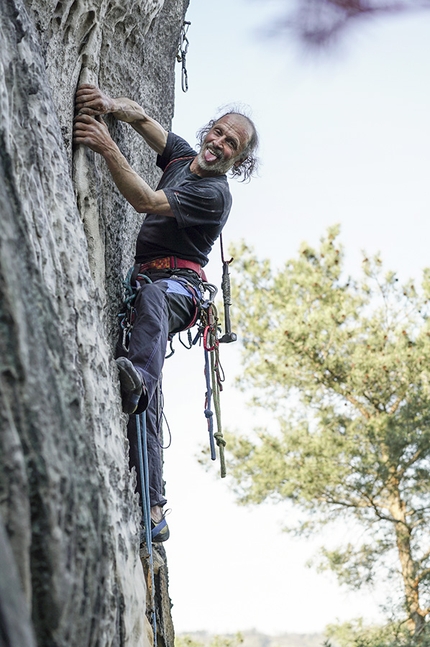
[73,84,258,541]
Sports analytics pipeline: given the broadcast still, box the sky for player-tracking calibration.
[158,0,430,637]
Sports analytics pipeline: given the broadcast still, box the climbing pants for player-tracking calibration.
[126,274,201,508]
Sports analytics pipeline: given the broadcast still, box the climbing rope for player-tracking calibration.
[198,289,227,477]
[210,350,226,477]
[205,347,226,477]
[196,233,237,476]
[176,21,191,92]
[204,348,216,461]
[135,413,157,641]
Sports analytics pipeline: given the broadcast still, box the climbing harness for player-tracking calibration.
[176,20,191,93]
[121,268,232,480]
[118,235,236,479]
[135,412,157,641]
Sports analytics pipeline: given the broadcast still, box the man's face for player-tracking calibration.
[195,114,252,176]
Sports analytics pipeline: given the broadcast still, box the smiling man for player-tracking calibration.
[74,85,258,541]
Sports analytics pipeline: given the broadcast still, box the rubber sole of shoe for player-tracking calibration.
[116,357,143,414]
[151,518,170,543]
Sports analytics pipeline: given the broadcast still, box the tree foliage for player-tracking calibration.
[176,634,244,647]
[325,617,430,646]
[227,227,430,634]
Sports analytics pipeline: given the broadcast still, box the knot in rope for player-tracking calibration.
[213,431,226,448]
[213,431,226,478]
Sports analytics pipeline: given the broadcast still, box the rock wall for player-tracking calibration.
[0,0,188,645]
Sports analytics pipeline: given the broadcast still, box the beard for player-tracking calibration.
[195,143,237,175]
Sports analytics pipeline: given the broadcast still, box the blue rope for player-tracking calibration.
[135,413,157,642]
[204,349,216,461]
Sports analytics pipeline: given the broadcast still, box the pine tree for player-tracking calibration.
[228,227,430,635]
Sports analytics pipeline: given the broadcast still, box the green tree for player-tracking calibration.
[227,227,430,636]
[175,634,244,647]
[325,617,430,646]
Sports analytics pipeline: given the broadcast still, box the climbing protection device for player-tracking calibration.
[176,20,191,92]
[219,233,237,344]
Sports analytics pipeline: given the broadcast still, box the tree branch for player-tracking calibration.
[397,447,423,479]
[345,393,372,419]
[415,567,430,585]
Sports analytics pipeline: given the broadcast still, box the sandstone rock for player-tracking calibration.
[0,0,187,644]
[0,513,37,647]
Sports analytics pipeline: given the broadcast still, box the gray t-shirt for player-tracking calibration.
[135,132,232,267]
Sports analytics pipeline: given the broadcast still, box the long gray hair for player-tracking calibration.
[196,108,259,182]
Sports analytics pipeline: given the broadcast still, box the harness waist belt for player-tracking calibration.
[138,256,207,281]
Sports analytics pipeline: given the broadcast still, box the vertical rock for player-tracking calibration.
[0,0,188,644]
[0,514,37,647]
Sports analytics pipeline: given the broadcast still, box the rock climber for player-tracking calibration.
[73,84,258,541]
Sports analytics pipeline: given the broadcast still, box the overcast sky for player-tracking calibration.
[157,0,430,636]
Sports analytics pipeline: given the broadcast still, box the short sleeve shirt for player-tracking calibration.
[134,132,232,267]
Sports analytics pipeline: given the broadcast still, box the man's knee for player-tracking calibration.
[135,280,168,314]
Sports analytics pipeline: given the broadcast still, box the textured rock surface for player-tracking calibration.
[0,513,37,647]
[0,0,187,644]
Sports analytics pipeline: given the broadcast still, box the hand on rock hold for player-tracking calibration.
[75,84,114,116]
[73,113,115,155]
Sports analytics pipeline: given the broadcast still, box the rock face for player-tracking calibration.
[0,0,187,644]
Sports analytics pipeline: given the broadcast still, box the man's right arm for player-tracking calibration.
[75,84,168,155]
[73,113,174,216]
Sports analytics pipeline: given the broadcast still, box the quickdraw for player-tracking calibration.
[176,21,191,93]
[118,268,152,354]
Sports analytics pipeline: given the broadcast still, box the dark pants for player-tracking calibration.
[125,273,200,508]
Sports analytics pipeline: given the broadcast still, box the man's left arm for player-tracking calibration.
[73,114,174,216]
[75,84,168,155]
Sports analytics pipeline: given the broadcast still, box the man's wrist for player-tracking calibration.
[102,140,123,163]
[111,99,146,124]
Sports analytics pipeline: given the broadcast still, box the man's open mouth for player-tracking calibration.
[204,147,220,163]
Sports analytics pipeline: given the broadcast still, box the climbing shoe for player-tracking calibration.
[115,357,146,415]
[151,517,170,543]
[139,517,170,547]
